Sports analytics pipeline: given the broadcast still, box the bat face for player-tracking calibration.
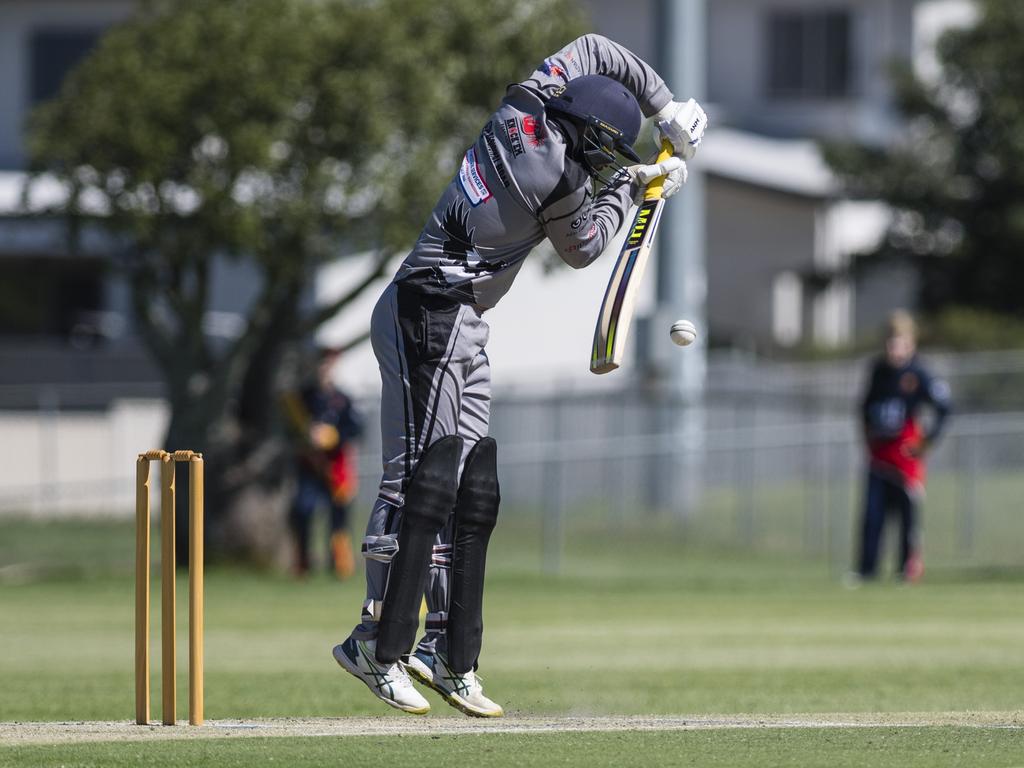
[590,196,666,374]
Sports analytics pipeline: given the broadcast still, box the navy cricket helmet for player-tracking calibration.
[544,74,643,177]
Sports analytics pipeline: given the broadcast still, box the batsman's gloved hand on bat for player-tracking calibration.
[653,98,708,160]
[627,155,687,202]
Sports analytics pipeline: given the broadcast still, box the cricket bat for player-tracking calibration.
[590,140,674,374]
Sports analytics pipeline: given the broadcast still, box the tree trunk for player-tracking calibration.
[164,319,302,570]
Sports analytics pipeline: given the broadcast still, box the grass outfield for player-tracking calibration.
[1,516,1022,766]
[4,728,1024,768]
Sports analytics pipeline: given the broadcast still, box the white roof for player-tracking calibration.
[697,126,838,198]
[0,170,69,214]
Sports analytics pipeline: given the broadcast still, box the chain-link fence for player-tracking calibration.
[3,351,1023,575]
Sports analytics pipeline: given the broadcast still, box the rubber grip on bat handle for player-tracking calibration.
[642,139,676,202]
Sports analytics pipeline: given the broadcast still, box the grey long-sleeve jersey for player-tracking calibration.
[392,34,674,309]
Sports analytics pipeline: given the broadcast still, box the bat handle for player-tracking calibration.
[642,139,677,202]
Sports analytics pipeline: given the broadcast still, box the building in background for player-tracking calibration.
[0,0,976,397]
[586,0,974,352]
[0,0,988,515]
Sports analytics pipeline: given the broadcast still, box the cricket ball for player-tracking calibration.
[670,319,697,347]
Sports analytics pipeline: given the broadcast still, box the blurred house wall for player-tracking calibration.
[0,0,135,169]
[706,178,817,350]
[707,0,915,143]
[0,0,978,396]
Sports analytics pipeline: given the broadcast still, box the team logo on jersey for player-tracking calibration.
[458,146,491,207]
[504,118,525,157]
[540,58,568,81]
[441,199,475,263]
[521,115,545,147]
[900,372,919,394]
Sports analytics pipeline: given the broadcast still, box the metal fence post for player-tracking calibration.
[541,397,564,574]
[38,386,60,513]
[957,432,977,555]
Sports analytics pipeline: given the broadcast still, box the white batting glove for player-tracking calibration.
[629,156,687,200]
[653,98,707,160]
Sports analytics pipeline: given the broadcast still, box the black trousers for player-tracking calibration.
[857,470,918,578]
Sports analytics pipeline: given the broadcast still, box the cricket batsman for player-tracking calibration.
[333,34,707,716]
[854,310,951,583]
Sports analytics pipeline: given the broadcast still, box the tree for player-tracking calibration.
[28,0,584,565]
[824,0,1024,317]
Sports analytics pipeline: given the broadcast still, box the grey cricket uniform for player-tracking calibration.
[356,35,674,649]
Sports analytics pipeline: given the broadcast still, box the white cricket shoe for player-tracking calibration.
[332,637,430,715]
[403,649,504,718]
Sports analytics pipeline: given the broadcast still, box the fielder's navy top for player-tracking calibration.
[861,355,951,444]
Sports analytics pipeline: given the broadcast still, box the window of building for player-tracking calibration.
[767,9,853,99]
[0,256,105,338]
[29,29,102,105]
[772,271,803,347]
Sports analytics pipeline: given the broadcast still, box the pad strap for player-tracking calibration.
[425,611,448,634]
[362,534,399,562]
[431,543,452,568]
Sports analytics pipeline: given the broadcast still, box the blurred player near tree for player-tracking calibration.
[330,33,706,717]
[282,347,364,579]
[855,310,951,583]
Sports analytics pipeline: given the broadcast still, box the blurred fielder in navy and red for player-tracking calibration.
[282,348,364,579]
[857,311,951,582]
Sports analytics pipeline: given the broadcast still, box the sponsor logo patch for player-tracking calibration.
[482,125,511,188]
[565,50,582,75]
[458,146,491,207]
[504,118,525,157]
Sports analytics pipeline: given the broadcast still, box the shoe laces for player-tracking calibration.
[386,662,417,691]
[462,669,483,696]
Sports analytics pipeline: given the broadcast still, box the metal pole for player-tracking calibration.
[39,386,59,512]
[542,398,564,574]
[654,0,708,517]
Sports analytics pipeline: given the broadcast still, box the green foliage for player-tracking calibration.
[924,306,1024,350]
[824,0,1024,317]
[29,0,585,259]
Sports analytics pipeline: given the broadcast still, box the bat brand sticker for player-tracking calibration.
[458,146,492,207]
[627,201,657,246]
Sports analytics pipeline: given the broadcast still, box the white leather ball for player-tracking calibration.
[669,319,697,347]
